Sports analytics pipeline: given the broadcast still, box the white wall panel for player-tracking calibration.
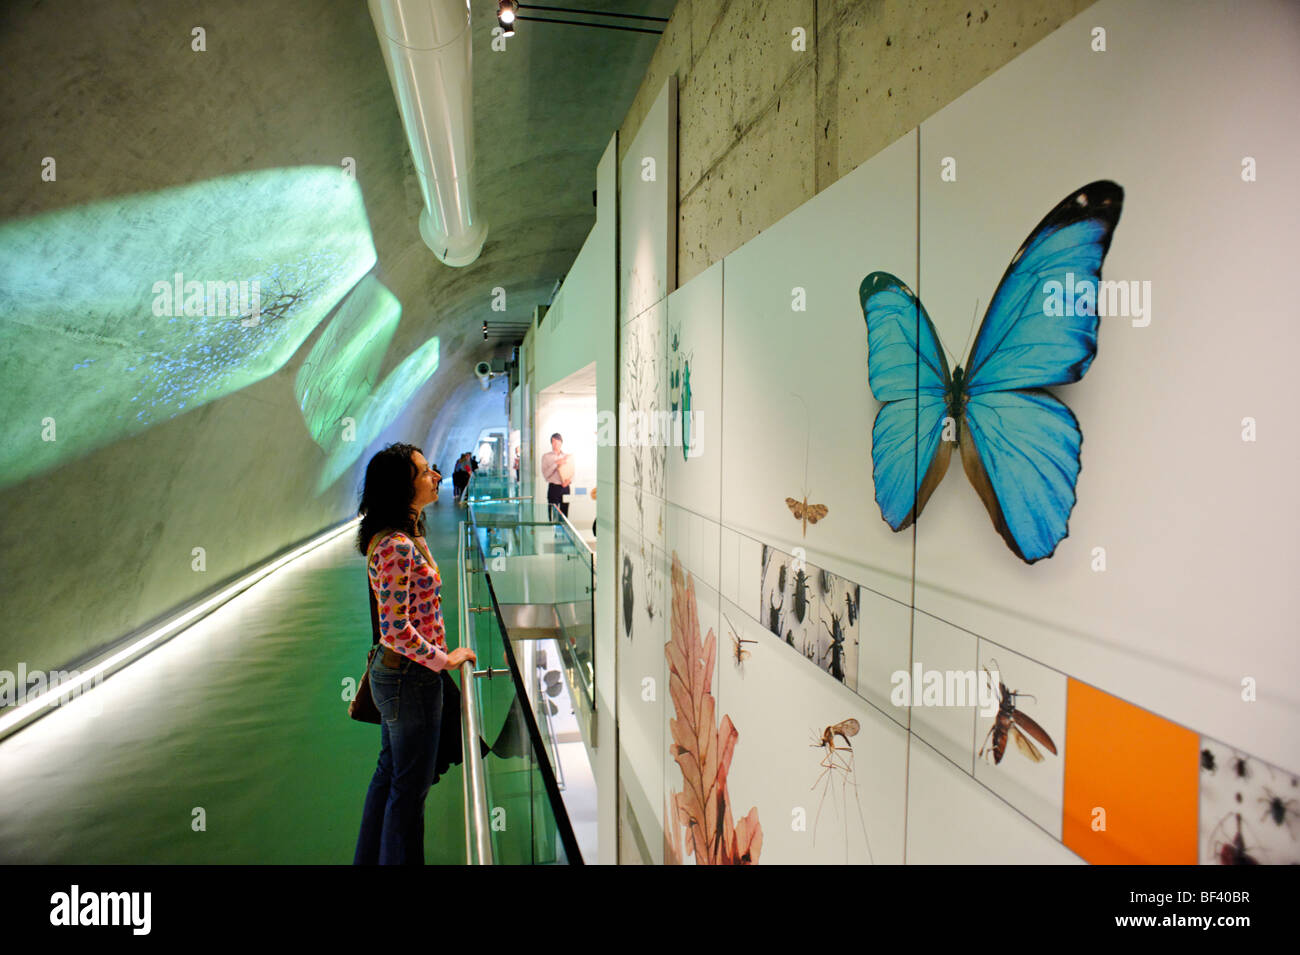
[906,737,1083,865]
[620,77,677,324]
[914,0,1300,772]
[720,131,917,607]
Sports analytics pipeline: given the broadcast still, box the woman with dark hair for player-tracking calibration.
[353,442,476,865]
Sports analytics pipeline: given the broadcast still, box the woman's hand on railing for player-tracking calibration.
[446,647,477,669]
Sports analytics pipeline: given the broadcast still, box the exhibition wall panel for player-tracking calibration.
[910,0,1300,774]
[620,299,669,554]
[616,526,668,863]
[522,132,619,861]
[615,0,1300,863]
[719,130,918,609]
[663,261,722,523]
[620,78,677,326]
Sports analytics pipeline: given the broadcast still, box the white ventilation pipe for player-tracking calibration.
[369,0,488,267]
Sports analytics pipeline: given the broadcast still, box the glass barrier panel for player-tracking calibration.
[464,524,578,864]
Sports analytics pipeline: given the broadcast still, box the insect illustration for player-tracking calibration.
[818,568,833,596]
[668,329,681,414]
[785,392,828,537]
[1232,753,1251,780]
[820,611,847,683]
[861,181,1124,563]
[978,663,1057,765]
[777,562,788,595]
[1209,812,1260,865]
[1259,788,1300,837]
[785,495,829,537]
[810,718,873,863]
[668,326,694,460]
[784,629,793,647]
[1201,749,1217,775]
[730,632,758,666]
[621,554,635,638]
[845,587,859,627]
[790,568,812,624]
[767,591,784,637]
[725,615,757,667]
[680,360,692,460]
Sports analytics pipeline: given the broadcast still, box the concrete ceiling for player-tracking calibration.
[0,0,672,450]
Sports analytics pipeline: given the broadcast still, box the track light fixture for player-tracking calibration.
[481,320,530,343]
[498,0,518,35]
[507,3,667,36]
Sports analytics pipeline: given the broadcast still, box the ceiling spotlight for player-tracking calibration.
[497,0,518,34]
[483,320,489,340]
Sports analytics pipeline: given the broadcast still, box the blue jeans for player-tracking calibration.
[353,651,444,865]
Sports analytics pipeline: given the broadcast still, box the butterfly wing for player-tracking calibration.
[785,497,805,518]
[965,181,1123,394]
[960,389,1082,562]
[861,272,953,531]
[805,504,828,525]
[959,182,1123,562]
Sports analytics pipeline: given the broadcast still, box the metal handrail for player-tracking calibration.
[458,521,493,865]
[550,504,595,562]
[532,504,596,715]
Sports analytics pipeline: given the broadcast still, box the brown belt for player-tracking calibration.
[381,648,405,667]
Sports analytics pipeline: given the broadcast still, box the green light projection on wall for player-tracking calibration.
[317,336,441,494]
[294,274,400,447]
[0,167,377,489]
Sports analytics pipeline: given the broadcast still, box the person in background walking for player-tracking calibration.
[452,452,471,507]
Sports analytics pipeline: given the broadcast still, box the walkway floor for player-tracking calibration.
[0,499,469,864]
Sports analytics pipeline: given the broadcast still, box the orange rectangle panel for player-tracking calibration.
[1062,678,1199,864]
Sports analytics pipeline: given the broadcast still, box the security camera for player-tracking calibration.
[475,361,492,390]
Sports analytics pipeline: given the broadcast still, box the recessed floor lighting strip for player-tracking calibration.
[0,518,360,743]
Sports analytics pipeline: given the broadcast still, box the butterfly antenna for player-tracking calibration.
[790,391,811,492]
[956,298,980,368]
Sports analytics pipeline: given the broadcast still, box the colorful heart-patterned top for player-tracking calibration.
[367,531,449,671]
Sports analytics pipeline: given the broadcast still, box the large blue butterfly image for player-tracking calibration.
[860,181,1123,563]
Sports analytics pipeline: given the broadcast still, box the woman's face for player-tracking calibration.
[410,450,439,512]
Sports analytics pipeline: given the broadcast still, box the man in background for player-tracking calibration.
[540,433,571,518]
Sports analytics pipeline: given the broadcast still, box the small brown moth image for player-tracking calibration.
[785,496,828,537]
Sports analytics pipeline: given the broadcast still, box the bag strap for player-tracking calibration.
[411,535,435,570]
[365,531,389,649]
[367,587,382,648]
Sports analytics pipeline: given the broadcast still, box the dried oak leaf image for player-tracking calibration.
[665,553,762,864]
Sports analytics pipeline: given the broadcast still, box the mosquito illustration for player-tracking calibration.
[1209,811,1260,865]
[810,718,873,864]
